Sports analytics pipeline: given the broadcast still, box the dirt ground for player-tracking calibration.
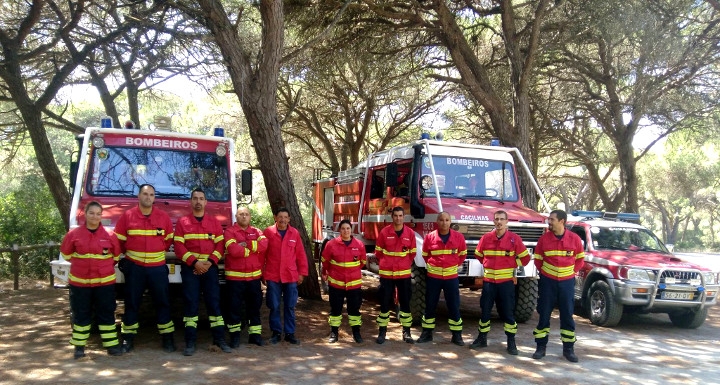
[1,277,720,385]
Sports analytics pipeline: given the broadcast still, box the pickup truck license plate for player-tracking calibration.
[661,291,693,300]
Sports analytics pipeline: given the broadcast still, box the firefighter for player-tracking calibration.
[321,219,367,343]
[61,201,123,359]
[173,188,230,356]
[116,184,176,353]
[263,207,309,345]
[416,211,467,346]
[532,209,585,362]
[471,209,530,355]
[224,206,268,347]
[374,206,417,344]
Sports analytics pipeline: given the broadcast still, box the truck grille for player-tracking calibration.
[658,270,701,284]
[454,224,545,243]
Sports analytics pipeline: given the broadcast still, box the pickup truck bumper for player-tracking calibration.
[611,278,719,311]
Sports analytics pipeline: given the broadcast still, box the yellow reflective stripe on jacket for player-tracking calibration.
[225,270,262,278]
[329,260,362,268]
[482,250,517,257]
[379,269,411,277]
[69,273,116,285]
[541,262,575,278]
[68,253,114,260]
[182,252,210,263]
[483,267,515,280]
[128,229,163,236]
[426,264,458,277]
[327,277,363,288]
[427,249,467,257]
[115,233,127,241]
[125,250,165,264]
[225,238,236,248]
[182,233,221,241]
[382,248,416,257]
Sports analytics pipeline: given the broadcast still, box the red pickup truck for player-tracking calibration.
[567,211,718,328]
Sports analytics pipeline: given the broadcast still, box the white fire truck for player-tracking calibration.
[50,121,242,289]
[312,137,550,322]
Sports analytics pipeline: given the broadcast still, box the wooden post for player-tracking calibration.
[12,244,19,290]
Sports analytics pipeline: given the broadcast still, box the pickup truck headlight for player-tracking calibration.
[626,268,651,281]
[702,272,717,285]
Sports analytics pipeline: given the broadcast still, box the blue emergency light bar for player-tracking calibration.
[572,210,641,222]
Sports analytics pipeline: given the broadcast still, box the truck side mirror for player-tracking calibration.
[241,169,252,195]
[69,161,78,188]
[386,163,398,187]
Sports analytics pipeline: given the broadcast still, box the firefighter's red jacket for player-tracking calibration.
[224,224,268,281]
[263,224,309,283]
[173,214,225,267]
[533,230,585,281]
[321,236,366,290]
[475,230,530,283]
[60,225,120,287]
[422,229,467,280]
[114,206,173,267]
[374,225,417,279]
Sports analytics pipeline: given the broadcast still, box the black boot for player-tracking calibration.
[269,331,282,345]
[416,328,433,343]
[214,339,232,353]
[248,334,265,346]
[506,335,518,355]
[328,327,339,343]
[451,331,465,346]
[563,342,578,363]
[107,345,123,356]
[73,346,85,359]
[376,327,387,344]
[121,334,134,353]
[229,332,241,348]
[162,334,176,353]
[469,333,488,349]
[402,327,414,344]
[284,333,299,344]
[183,340,196,356]
[532,345,546,360]
[352,326,363,343]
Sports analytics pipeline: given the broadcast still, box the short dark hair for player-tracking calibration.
[138,184,155,193]
[391,206,405,215]
[494,210,508,219]
[338,219,352,229]
[274,206,290,216]
[191,188,205,199]
[550,209,568,223]
[84,201,103,213]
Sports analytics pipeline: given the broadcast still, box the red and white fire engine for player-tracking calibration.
[312,137,549,322]
[51,120,239,287]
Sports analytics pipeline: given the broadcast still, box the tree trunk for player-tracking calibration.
[617,139,638,213]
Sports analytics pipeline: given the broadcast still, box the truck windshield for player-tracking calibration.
[421,155,518,201]
[592,226,669,253]
[86,146,230,201]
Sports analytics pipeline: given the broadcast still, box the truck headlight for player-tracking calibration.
[626,268,651,281]
[702,272,717,285]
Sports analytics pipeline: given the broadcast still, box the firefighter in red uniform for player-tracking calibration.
[61,201,123,359]
[321,219,367,343]
[532,209,585,362]
[374,206,417,344]
[173,189,230,356]
[224,206,268,347]
[263,207,309,345]
[116,184,176,353]
[416,211,467,345]
[471,210,530,355]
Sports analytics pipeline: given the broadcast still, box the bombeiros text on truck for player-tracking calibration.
[51,116,245,289]
[312,134,550,322]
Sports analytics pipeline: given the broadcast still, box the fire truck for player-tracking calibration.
[312,137,549,322]
[50,120,239,288]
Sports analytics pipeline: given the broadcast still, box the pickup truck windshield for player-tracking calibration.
[86,146,230,201]
[592,226,669,253]
[421,155,518,201]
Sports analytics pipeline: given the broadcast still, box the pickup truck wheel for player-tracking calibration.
[587,280,623,327]
[514,278,538,323]
[668,307,708,329]
[409,264,426,324]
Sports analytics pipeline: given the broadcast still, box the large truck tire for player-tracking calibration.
[668,307,708,329]
[409,263,427,324]
[587,280,623,327]
[514,277,538,323]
